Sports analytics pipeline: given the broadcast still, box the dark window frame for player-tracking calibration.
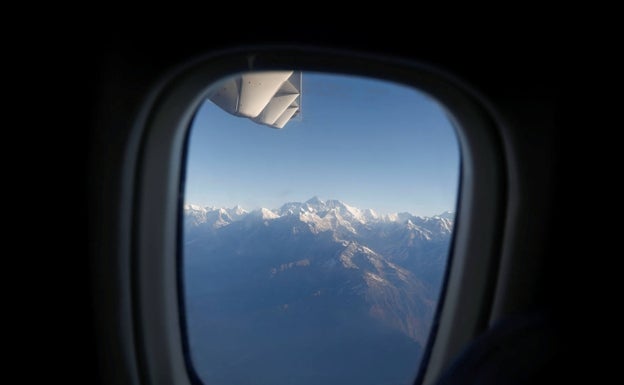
[130,46,507,385]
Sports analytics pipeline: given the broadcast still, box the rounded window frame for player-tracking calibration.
[131,47,507,385]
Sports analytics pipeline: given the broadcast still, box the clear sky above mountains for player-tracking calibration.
[184,73,460,216]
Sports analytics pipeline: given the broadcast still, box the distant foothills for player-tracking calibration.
[183,197,454,385]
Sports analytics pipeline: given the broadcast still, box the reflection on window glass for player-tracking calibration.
[182,72,460,385]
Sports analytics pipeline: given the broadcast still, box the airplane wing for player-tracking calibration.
[207,71,302,129]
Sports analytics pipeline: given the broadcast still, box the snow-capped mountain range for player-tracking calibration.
[183,197,454,385]
[185,196,453,239]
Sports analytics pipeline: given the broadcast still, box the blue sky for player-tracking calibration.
[184,73,460,216]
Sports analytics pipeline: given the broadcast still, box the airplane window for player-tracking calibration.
[181,72,460,385]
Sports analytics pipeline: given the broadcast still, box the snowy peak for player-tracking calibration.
[204,208,233,228]
[278,198,368,226]
[260,207,280,220]
[227,205,248,219]
[306,208,358,235]
[305,196,324,206]
[184,203,207,213]
[435,211,455,220]
[184,204,210,228]
[383,212,412,223]
[183,204,249,229]
[278,201,310,216]
[247,207,280,221]
[362,208,379,222]
[325,199,366,224]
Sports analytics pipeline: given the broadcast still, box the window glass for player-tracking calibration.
[182,72,460,385]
